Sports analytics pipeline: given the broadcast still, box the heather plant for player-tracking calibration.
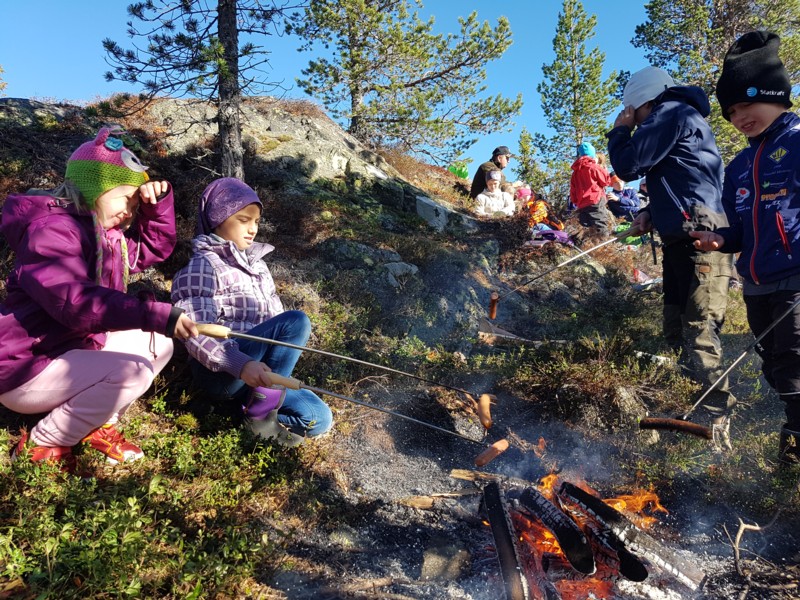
[0,412,305,599]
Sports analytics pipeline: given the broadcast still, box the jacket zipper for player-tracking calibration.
[749,139,768,284]
[776,211,792,258]
[660,177,691,221]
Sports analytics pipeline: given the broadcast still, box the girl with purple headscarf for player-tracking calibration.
[171,178,332,444]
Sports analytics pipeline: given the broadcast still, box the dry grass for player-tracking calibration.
[378,147,472,209]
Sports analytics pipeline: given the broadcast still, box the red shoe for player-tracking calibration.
[82,424,144,465]
[11,430,77,474]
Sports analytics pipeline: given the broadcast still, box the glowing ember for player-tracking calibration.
[505,480,671,598]
[533,436,548,458]
[558,580,615,599]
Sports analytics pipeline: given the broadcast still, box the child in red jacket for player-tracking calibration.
[569,142,613,233]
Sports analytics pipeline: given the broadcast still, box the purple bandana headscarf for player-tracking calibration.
[196,177,263,236]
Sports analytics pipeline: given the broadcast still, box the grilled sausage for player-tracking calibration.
[477,393,494,430]
[474,438,509,467]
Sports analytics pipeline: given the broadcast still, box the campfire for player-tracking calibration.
[478,473,704,600]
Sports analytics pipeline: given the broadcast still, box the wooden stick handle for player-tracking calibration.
[639,417,712,440]
[196,323,233,339]
[488,292,499,320]
[266,373,303,390]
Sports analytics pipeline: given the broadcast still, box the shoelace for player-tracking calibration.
[98,427,125,444]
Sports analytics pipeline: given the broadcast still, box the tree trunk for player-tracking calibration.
[217,0,244,179]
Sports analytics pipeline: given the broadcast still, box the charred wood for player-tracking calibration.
[581,516,649,582]
[558,482,705,591]
[481,482,531,600]
[510,487,596,575]
[541,552,584,581]
[450,468,533,489]
[511,513,563,600]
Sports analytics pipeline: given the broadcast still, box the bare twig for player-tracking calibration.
[731,511,784,575]
[321,576,423,599]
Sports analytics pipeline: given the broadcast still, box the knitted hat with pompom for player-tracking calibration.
[65,126,149,208]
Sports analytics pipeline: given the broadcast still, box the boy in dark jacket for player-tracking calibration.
[690,31,800,464]
[607,66,736,449]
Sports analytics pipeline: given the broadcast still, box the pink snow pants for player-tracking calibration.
[0,330,173,447]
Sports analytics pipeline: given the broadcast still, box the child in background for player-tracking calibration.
[607,66,735,450]
[171,178,332,445]
[474,170,516,217]
[690,31,800,464]
[569,142,613,234]
[0,126,197,472]
[606,172,641,221]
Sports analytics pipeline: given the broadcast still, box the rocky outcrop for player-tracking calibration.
[0,96,475,233]
[0,96,516,352]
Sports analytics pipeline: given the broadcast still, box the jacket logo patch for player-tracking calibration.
[735,187,750,204]
[769,147,788,163]
[761,188,788,202]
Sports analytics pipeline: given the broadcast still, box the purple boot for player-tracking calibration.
[243,386,286,420]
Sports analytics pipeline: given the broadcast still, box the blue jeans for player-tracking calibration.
[191,311,333,436]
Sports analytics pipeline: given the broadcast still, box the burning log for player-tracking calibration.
[558,482,706,591]
[511,513,564,600]
[481,482,531,600]
[540,552,584,580]
[511,487,596,575]
[580,517,649,582]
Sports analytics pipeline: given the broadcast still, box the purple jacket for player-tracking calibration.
[0,190,179,394]
[171,234,284,378]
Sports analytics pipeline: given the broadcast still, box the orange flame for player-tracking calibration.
[537,472,560,501]
[604,488,668,529]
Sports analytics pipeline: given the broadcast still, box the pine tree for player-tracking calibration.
[290,0,522,163]
[513,127,550,199]
[632,0,800,161]
[528,0,618,206]
[103,0,295,178]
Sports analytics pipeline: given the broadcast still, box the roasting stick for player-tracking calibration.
[196,323,495,440]
[196,323,484,399]
[488,225,643,319]
[266,373,510,466]
[640,294,800,439]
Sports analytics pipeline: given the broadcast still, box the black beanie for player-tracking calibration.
[716,31,792,121]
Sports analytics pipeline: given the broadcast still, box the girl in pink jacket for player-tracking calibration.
[0,126,197,473]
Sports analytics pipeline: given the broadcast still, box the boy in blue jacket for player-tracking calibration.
[690,31,799,464]
[607,66,736,449]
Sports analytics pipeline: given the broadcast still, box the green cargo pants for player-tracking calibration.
[661,242,735,417]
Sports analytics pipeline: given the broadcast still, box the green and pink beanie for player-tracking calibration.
[65,125,149,208]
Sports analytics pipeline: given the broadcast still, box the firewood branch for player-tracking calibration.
[728,510,783,577]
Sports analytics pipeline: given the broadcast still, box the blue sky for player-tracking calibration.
[0,1,652,175]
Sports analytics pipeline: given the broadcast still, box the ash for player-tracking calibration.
[267,374,800,599]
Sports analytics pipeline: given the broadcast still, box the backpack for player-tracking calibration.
[527,197,564,231]
[529,228,574,246]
